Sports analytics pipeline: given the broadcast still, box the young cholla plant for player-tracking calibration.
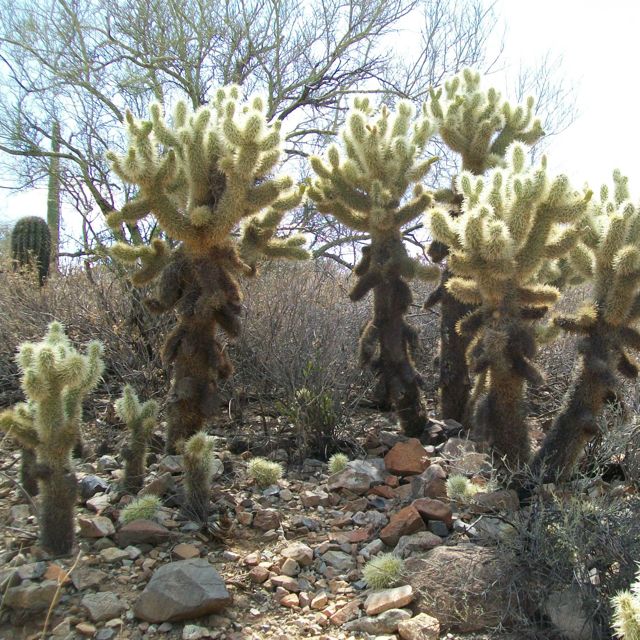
[612,565,640,639]
[424,69,544,424]
[446,474,478,503]
[0,322,103,554]
[119,495,162,525]
[328,452,349,474]
[247,457,283,488]
[429,143,591,466]
[115,385,159,494]
[532,172,640,480]
[183,431,216,523]
[362,553,405,589]
[308,98,440,435]
[0,402,39,496]
[106,87,308,453]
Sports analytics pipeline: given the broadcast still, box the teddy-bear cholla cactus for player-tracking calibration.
[106,87,307,452]
[532,172,640,480]
[425,69,544,424]
[115,385,159,494]
[308,98,439,435]
[11,216,52,286]
[0,402,39,496]
[0,322,103,554]
[183,431,216,523]
[429,143,590,465]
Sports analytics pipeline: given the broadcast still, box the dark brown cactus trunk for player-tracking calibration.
[40,469,77,555]
[20,447,39,497]
[123,439,147,494]
[532,330,615,481]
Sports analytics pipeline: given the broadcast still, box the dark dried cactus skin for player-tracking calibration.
[11,216,52,286]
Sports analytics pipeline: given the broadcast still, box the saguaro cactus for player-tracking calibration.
[11,216,52,286]
[533,172,640,480]
[183,431,216,523]
[0,322,104,554]
[425,69,544,424]
[309,98,439,435]
[115,385,159,494]
[429,144,590,465]
[107,87,308,452]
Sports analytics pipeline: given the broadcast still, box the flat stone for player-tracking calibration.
[365,585,414,615]
[116,520,171,547]
[81,591,125,622]
[322,550,354,572]
[134,558,232,622]
[384,439,430,476]
[329,599,362,625]
[380,506,426,547]
[99,547,129,564]
[397,612,441,640]
[71,567,108,590]
[346,460,385,483]
[76,622,97,637]
[281,541,314,566]
[253,509,280,531]
[395,531,443,558]
[411,498,453,528]
[96,628,116,640]
[300,490,329,507]
[327,468,373,495]
[271,575,300,592]
[139,472,176,497]
[86,493,111,513]
[80,475,110,500]
[182,624,211,640]
[79,515,116,538]
[173,543,200,560]
[345,608,412,634]
[4,580,60,610]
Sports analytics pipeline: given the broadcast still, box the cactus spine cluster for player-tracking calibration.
[0,322,103,554]
[183,431,216,523]
[533,172,640,479]
[309,98,439,435]
[429,143,591,465]
[115,385,159,494]
[11,216,52,286]
[425,70,544,424]
[107,87,308,452]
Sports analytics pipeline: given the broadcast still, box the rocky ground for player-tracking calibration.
[0,407,586,640]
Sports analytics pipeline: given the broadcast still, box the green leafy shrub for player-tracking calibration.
[119,495,162,524]
[247,457,283,488]
[362,553,405,589]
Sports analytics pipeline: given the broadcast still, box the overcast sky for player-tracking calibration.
[1,0,638,233]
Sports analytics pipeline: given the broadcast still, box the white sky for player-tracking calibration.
[1,0,639,236]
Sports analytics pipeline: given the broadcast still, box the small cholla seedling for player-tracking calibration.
[328,453,349,474]
[309,97,440,435]
[247,457,283,488]
[115,385,159,494]
[107,87,308,453]
[446,474,478,503]
[183,431,216,523]
[0,322,103,554]
[611,565,640,639]
[362,553,405,589]
[119,495,162,525]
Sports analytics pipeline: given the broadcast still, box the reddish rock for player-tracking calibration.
[280,593,300,608]
[412,498,453,528]
[172,543,200,560]
[311,592,328,610]
[253,509,280,531]
[384,439,430,476]
[370,485,395,499]
[78,515,116,538]
[384,475,400,488]
[329,599,362,625]
[365,585,414,615]
[392,483,413,500]
[345,527,372,543]
[248,566,270,583]
[271,575,301,592]
[398,613,440,640]
[424,477,448,500]
[115,520,171,547]
[380,506,426,546]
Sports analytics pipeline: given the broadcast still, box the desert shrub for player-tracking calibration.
[247,457,283,487]
[362,553,405,589]
[119,495,162,524]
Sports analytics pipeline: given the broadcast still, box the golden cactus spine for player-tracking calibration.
[309,97,439,435]
[107,87,308,452]
[428,143,590,466]
[425,69,544,425]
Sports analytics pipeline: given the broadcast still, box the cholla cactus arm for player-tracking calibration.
[0,404,39,450]
[428,144,590,465]
[308,98,438,436]
[533,174,640,480]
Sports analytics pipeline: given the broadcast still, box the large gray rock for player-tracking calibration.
[327,468,374,494]
[344,608,412,634]
[134,558,232,622]
[4,580,60,610]
[395,531,442,559]
[406,543,513,632]
[81,591,125,622]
